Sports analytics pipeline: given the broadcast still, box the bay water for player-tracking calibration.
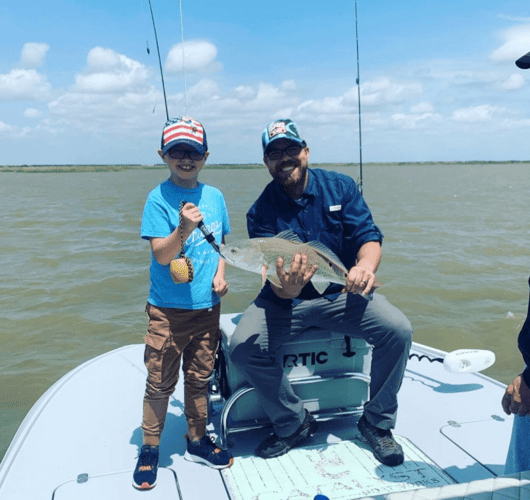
[0,163,528,461]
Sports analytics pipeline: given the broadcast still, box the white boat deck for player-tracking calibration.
[0,317,518,500]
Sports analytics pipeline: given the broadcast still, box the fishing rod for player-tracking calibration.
[354,0,363,195]
[147,0,169,121]
[146,0,189,119]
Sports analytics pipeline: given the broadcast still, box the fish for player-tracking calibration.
[221,230,381,296]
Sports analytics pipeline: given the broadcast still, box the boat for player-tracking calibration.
[1,310,529,500]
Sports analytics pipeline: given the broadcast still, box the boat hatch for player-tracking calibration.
[52,468,181,499]
[221,436,454,500]
[440,416,514,478]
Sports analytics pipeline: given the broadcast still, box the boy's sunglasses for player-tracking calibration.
[167,148,205,161]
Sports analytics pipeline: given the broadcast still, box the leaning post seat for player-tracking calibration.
[216,313,372,446]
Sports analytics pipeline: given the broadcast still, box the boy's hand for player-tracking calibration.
[212,276,228,297]
[180,202,203,233]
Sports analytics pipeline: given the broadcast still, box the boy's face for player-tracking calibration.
[158,144,209,188]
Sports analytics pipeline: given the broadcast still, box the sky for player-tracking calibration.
[1,0,530,165]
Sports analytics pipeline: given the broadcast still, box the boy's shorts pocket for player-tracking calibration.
[144,303,170,351]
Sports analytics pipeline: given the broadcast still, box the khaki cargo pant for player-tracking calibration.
[142,302,221,446]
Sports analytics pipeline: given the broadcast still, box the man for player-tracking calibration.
[502,276,530,474]
[229,119,413,466]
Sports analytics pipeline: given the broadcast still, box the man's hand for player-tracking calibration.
[274,253,318,299]
[502,374,530,416]
[343,265,377,296]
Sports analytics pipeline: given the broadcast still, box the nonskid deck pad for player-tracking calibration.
[221,436,454,500]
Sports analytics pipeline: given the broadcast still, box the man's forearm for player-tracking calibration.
[356,241,382,273]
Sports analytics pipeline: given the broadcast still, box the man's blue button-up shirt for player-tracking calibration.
[247,168,383,306]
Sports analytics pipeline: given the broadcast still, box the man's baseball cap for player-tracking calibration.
[262,119,305,154]
[161,116,208,156]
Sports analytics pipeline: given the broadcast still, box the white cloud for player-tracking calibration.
[500,73,525,90]
[165,40,222,75]
[0,121,15,133]
[24,108,42,118]
[0,69,52,101]
[498,117,530,129]
[490,24,530,63]
[411,101,435,113]
[234,85,256,100]
[361,77,423,106]
[74,47,150,93]
[0,121,31,137]
[20,43,49,69]
[281,80,297,92]
[391,112,442,129]
[452,104,497,123]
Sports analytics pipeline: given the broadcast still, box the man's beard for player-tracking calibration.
[272,159,308,195]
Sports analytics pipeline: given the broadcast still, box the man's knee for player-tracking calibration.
[229,331,258,367]
[391,315,413,348]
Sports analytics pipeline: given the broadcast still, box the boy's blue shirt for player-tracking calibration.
[141,179,230,310]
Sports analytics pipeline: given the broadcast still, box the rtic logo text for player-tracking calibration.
[283,351,328,367]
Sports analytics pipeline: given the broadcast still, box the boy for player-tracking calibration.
[133,116,233,490]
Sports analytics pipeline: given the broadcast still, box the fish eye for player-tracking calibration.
[230,248,236,253]
[328,262,332,267]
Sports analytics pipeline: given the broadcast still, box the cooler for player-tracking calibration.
[217,313,372,444]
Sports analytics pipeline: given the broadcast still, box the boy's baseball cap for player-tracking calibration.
[161,116,208,156]
[262,119,305,154]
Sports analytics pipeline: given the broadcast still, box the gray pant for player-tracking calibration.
[229,293,413,437]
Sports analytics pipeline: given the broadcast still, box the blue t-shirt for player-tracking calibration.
[141,179,230,310]
[247,168,383,305]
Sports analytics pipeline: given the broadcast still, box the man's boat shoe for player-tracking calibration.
[132,445,159,490]
[357,414,404,466]
[256,409,317,459]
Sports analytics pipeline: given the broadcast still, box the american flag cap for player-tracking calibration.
[262,118,304,154]
[161,116,208,156]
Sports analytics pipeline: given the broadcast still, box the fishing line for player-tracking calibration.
[354,0,363,195]
[146,0,189,119]
[178,0,189,115]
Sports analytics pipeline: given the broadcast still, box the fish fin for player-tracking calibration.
[274,230,304,243]
[302,240,348,279]
[304,240,343,262]
[312,280,331,294]
[267,273,283,289]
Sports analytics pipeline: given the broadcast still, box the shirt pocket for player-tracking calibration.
[144,303,171,351]
[321,205,344,246]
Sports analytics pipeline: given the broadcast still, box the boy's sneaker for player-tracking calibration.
[184,435,234,469]
[256,409,318,459]
[357,414,404,466]
[132,445,159,490]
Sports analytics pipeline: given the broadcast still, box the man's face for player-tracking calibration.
[264,139,310,195]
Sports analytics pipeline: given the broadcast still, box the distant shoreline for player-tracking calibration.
[0,160,528,173]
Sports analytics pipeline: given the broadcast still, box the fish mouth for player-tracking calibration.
[219,250,234,264]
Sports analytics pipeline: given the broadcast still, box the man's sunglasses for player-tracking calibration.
[266,142,306,161]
